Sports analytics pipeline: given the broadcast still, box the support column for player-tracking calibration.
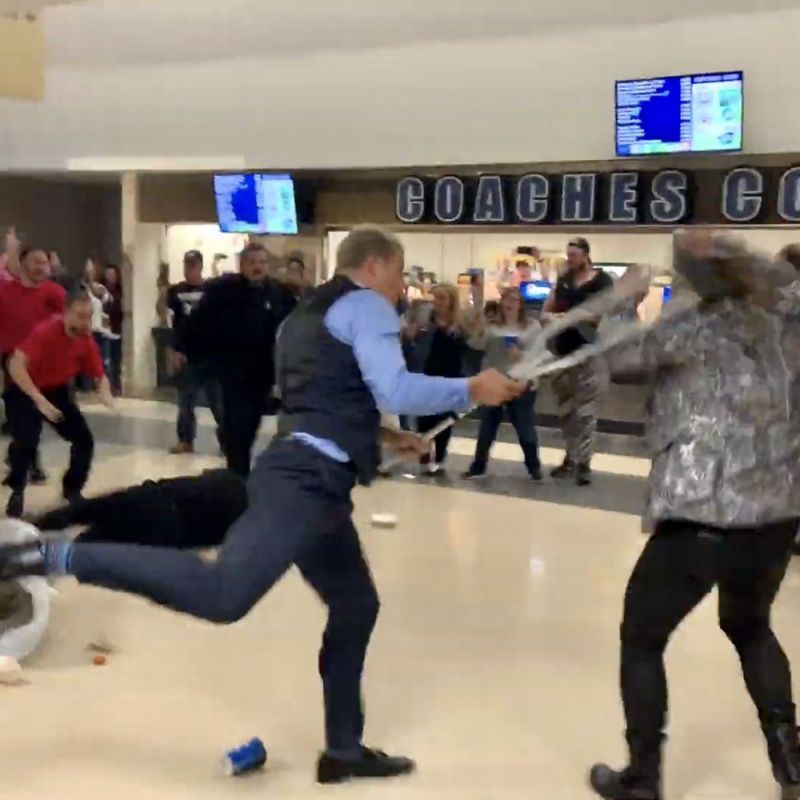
[120,172,163,395]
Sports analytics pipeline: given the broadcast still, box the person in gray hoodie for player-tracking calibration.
[462,287,543,481]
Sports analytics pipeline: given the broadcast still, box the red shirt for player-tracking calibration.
[19,317,104,390]
[0,278,66,354]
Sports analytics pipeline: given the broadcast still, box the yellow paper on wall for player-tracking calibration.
[0,14,43,101]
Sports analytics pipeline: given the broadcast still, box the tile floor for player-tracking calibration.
[0,399,796,800]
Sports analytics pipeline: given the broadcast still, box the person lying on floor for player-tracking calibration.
[30,468,247,550]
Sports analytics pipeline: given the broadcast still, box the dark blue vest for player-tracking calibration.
[275,275,382,485]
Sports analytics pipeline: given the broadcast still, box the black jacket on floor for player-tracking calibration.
[184,274,297,388]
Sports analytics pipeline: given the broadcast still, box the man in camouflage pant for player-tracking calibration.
[551,360,599,486]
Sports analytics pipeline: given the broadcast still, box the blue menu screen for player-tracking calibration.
[214,174,299,235]
[616,71,743,157]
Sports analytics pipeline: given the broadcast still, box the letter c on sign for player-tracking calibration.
[779,168,800,223]
[722,168,763,223]
[396,177,425,223]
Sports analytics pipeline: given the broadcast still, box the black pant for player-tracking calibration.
[71,438,379,751]
[621,518,797,751]
[220,380,266,477]
[2,355,43,472]
[176,363,223,446]
[470,391,540,476]
[417,413,454,465]
[6,385,94,494]
[71,483,185,547]
[107,337,122,395]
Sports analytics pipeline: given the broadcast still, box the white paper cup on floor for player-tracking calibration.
[371,513,398,529]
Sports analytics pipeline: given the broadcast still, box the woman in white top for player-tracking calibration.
[84,259,111,374]
[463,287,543,481]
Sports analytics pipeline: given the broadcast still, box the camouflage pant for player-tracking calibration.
[551,361,599,467]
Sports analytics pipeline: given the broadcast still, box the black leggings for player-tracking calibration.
[621,518,797,746]
[417,413,455,465]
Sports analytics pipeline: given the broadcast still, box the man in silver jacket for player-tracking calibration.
[590,231,800,800]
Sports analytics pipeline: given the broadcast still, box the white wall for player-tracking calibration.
[2,7,800,170]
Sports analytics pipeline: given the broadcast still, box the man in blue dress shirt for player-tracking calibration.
[1,225,522,784]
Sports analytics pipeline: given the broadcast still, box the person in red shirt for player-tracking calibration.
[0,246,66,484]
[4,288,113,518]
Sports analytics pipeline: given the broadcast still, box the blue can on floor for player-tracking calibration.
[223,738,268,776]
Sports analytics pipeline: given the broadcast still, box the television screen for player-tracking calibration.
[214,173,299,235]
[616,71,743,157]
[520,280,551,303]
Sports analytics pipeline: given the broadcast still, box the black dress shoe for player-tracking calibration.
[5,491,24,519]
[317,747,415,784]
[63,490,84,505]
[29,505,74,531]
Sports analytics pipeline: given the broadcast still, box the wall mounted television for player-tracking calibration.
[615,71,743,157]
[214,173,299,235]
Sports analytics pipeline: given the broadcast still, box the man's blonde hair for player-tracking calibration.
[335,225,404,274]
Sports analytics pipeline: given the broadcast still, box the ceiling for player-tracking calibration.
[41,0,800,68]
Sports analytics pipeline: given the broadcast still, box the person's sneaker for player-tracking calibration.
[461,469,487,481]
[550,459,574,479]
[5,491,24,519]
[29,464,48,485]
[316,747,416,785]
[529,469,544,484]
[424,462,445,476]
[169,442,194,455]
[0,538,45,580]
[576,464,592,487]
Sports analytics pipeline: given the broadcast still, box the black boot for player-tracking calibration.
[762,712,800,799]
[589,732,663,800]
[576,463,592,487]
[317,747,415,784]
[551,458,574,479]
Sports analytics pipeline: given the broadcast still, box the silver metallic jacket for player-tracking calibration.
[610,239,800,527]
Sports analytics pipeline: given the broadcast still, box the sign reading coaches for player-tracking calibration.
[395,166,800,226]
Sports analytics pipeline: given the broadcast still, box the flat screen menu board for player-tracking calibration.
[214,173,299,234]
[616,71,743,157]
